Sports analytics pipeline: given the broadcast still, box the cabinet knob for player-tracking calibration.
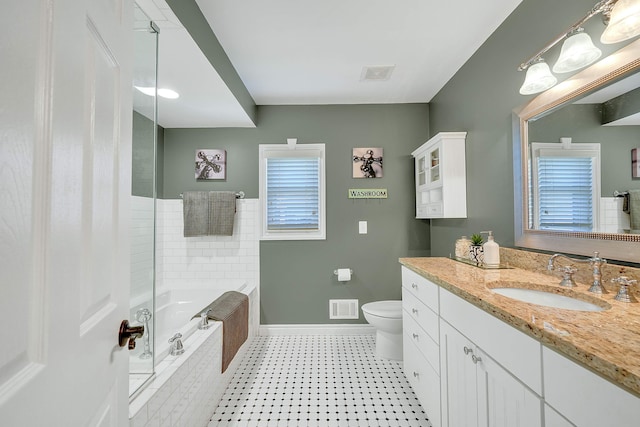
[412,333,419,340]
[413,372,419,378]
[463,346,473,355]
[471,354,482,364]
[412,308,418,314]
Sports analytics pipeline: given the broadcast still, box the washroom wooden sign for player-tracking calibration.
[348,188,388,199]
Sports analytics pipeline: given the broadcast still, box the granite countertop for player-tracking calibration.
[399,257,640,397]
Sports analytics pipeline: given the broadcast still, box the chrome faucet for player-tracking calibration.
[547,251,607,294]
[611,276,637,303]
[135,308,153,359]
[168,333,184,356]
[198,308,212,330]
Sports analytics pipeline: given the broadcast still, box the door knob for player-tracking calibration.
[118,320,144,350]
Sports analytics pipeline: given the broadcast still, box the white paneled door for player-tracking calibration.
[0,0,132,425]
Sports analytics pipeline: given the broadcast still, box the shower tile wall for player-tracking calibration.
[131,195,155,300]
[156,198,260,286]
[600,197,630,233]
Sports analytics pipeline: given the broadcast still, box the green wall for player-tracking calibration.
[427,0,630,255]
[162,104,431,324]
[529,103,640,196]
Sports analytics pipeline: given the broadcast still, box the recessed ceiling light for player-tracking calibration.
[157,88,179,99]
[360,65,395,81]
[135,86,180,99]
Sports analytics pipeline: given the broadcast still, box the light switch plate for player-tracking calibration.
[359,221,367,234]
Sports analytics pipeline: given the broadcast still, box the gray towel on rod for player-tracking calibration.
[208,191,236,236]
[183,191,210,237]
[629,189,640,233]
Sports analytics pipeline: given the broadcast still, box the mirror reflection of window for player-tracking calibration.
[530,141,600,232]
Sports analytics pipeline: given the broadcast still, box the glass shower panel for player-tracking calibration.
[130,3,158,397]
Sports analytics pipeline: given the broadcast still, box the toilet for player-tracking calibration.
[361,300,403,360]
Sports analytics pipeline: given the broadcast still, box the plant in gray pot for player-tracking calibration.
[469,233,484,265]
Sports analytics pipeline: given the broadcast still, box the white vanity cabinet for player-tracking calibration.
[401,267,441,427]
[401,261,640,427]
[439,289,542,427]
[411,132,467,219]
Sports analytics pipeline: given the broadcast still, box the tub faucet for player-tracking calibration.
[168,333,184,356]
[135,308,153,359]
[548,251,607,294]
[198,308,212,330]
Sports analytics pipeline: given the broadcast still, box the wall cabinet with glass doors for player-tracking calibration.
[411,132,467,218]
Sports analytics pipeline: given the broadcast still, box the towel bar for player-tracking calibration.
[179,191,245,199]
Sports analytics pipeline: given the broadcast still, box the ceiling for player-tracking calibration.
[136,0,523,128]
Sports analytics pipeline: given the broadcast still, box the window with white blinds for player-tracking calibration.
[259,144,326,240]
[530,142,600,232]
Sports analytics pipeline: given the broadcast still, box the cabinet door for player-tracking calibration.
[427,143,442,186]
[476,347,542,427]
[441,321,479,427]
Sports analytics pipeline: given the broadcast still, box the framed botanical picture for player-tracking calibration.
[352,147,383,178]
[633,148,640,178]
[195,149,226,180]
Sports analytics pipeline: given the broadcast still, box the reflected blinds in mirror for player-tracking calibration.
[536,156,594,231]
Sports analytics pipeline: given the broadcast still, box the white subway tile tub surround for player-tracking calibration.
[129,288,259,427]
[209,335,431,427]
[131,195,155,300]
[156,198,260,284]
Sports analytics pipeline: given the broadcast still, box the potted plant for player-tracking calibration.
[469,233,484,265]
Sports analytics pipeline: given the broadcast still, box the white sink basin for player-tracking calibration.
[491,287,607,312]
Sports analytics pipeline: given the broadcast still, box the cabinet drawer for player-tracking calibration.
[404,340,441,427]
[425,202,443,216]
[402,288,439,344]
[440,288,542,394]
[401,266,439,313]
[403,310,439,373]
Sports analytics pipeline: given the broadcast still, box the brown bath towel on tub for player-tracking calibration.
[194,291,248,373]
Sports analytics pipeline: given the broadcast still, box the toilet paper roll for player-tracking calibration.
[337,268,351,282]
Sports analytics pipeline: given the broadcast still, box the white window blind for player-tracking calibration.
[531,142,600,232]
[259,144,326,240]
[266,157,319,231]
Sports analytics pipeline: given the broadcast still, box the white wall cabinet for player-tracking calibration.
[411,132,467,218]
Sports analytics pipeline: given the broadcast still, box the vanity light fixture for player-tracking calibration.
[520,59,558,95]
[518,0,640,95]
[552,28,602,73]
[601,0,640,43]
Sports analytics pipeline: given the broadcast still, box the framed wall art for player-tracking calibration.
[195,149,226,180]
[633,148,640,179]
[352,147,383,178]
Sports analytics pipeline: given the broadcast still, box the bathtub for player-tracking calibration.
[154,281,248,362]
[129,281,257,426]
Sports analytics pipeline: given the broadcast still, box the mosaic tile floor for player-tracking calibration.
[208,335,431,427]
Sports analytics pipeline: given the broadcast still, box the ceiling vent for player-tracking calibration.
[360,65,395,81]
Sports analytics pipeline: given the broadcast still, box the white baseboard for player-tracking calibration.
[259,324,375,336]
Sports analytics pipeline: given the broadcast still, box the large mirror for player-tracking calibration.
[514,39,640,263]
